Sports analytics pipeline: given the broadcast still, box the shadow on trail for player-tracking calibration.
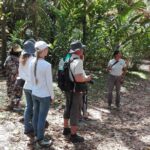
[71,101,150,150]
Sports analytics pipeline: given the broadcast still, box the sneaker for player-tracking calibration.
[70,134,84,143]
[63,128,71,136]
[37,139,53,147]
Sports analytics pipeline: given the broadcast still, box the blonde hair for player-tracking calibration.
[34,50,43,84]
[19,54,30,66]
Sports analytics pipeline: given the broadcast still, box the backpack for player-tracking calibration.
[57,57,88,92]
[57,58,76,92]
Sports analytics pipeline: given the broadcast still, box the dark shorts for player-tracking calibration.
[64,91,83,126]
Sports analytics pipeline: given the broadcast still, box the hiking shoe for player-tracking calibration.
[63,128,71,136]
[70,134,84,143]
[37,139,53,147]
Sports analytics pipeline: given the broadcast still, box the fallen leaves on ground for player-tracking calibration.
[0,71,150,150]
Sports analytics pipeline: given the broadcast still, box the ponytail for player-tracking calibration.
[34,48,46,84]
[34,50,41,84]
[19,54,30,66]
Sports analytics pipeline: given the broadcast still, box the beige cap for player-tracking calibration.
[12,44,22,52]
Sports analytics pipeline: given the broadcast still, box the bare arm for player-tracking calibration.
[74,73,92,83]
[122,67,127,76]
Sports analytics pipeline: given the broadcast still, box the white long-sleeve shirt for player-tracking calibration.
[30,58,54,99]
[19,56,35,90]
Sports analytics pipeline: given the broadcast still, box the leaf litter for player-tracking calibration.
[0,71,150,150]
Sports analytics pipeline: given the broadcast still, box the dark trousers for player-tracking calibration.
[108,74,121,107]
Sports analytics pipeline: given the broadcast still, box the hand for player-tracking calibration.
[120,76,125,84]
[107,66,112,71]
[87,75,92,81]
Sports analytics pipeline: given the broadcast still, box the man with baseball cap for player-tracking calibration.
[63,40,92,143]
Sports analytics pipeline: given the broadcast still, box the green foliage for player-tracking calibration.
[2,0,149,69]
[9,20,29,46]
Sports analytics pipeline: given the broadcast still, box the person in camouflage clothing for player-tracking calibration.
[4,44,23,110]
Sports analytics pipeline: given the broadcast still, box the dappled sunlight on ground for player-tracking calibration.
[88,108,103,121]
[129,71,148,79]
[0,70,150,149]
[140,135,150,145]
[97,138,129,150]
[121,86,129,93]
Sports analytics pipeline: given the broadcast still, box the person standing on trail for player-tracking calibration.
[30,41,54,147]
[19,40,36,135]
[79,53,91,120]
[107,50,127,110]
[4,44,23,110]
[63,40,92,143]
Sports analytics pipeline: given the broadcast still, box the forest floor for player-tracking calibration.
[0,63,150,150]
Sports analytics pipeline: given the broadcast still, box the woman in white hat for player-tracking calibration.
[30,41,54,147]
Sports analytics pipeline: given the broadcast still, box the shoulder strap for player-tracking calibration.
[69,57,78,63]
[34,59,38,84]
[111,60,119,67]
[68,57,79,82]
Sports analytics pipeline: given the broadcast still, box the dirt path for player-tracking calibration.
[0,70,150,150]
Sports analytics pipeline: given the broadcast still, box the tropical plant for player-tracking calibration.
[0,0,149,69]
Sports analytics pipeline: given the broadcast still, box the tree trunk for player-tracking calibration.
[82,0,87,44]
[124,0,133,6]
[31,0,37,38]
[1,2,7,66]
